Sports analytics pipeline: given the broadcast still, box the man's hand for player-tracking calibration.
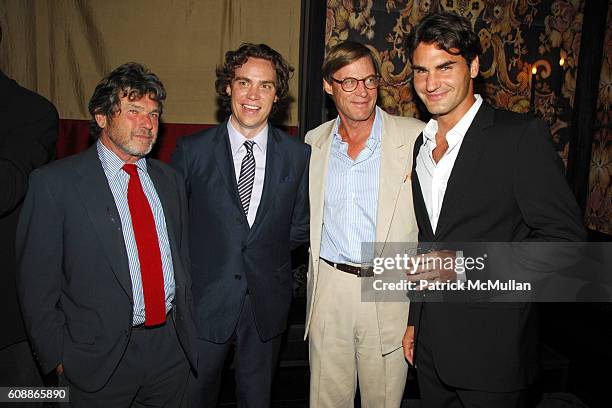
[402,326,415,365]
[56,363,64,375]
[406,250,457,289]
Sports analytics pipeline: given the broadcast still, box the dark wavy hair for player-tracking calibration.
[215,43,294,114]
[407,11,481,66]
[322,41,381,83]
[88,62,166,138]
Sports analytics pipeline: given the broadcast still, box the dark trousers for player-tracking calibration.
[415,311,528,408]
[190,294,283,408]
[61,315,190,408]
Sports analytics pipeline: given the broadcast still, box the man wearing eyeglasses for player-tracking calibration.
[304,41,424,407]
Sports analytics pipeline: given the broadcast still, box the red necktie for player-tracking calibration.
[123,164,166,326]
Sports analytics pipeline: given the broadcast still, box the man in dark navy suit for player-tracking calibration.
[172,43,309,408]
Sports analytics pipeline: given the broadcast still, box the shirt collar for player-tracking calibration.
[422,94,483,146]
[332,106,382,149]
[227,118,269,156]
[96,139,147,179]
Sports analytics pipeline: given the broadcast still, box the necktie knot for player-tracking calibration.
[244,140,255,154]
[122,163,138,177]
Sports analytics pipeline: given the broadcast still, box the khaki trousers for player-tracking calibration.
[309,260,408,408]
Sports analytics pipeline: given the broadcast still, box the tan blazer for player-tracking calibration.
[304,109,425,355]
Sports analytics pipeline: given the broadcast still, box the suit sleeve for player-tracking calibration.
[16,170,65,375]
[407,299,422,326]
[467,119,588,298]
[514,118,586,242]
[0,104,58,216]
[290,145,311,250]
[175,167,198,362]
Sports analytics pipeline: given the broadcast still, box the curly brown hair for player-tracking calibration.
[215,43,294,114]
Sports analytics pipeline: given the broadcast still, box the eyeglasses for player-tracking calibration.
[329,75,381,92]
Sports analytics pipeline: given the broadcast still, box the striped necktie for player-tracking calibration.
[237,140,256,216]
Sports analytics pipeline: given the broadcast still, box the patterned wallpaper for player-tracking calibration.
[584,4,611,235]
[326,0,611,235]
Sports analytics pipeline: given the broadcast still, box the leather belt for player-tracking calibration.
[320,258,374,277]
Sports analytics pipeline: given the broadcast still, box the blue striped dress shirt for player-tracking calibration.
[320,107,382,264]
[97,141,175,325]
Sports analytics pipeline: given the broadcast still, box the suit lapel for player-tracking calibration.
[374,111,412,251]
[213,122,245,217]
[411,133,435,240]
[434,103,494,239]
[147,161,184,285]
[249,127,280,236]
[309,121,335,262]
[74,145,133,302]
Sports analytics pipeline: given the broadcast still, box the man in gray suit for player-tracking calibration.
[17,63,196,407]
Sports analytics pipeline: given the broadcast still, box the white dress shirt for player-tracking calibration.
[227,119,268,227]
[415,94,483,233]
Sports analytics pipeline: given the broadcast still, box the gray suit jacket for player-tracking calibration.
[16,145,196,392]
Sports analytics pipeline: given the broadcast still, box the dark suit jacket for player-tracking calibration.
[409,102,586,392]
[16,145,197,392]
[0,71,58,349]
[171,122,309,343]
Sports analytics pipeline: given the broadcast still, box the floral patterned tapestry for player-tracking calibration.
[326,0,611,234]
[584,5,611,235]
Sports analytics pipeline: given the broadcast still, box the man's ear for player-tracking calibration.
[323,79,333,95]
[95,113,107,129]
[470,56,479,79]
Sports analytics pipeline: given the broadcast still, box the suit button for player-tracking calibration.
[234,275,242,280]
[236,217,243,224]
[241,246,246,252]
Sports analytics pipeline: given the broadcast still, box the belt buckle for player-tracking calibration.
[357,266,372,277]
